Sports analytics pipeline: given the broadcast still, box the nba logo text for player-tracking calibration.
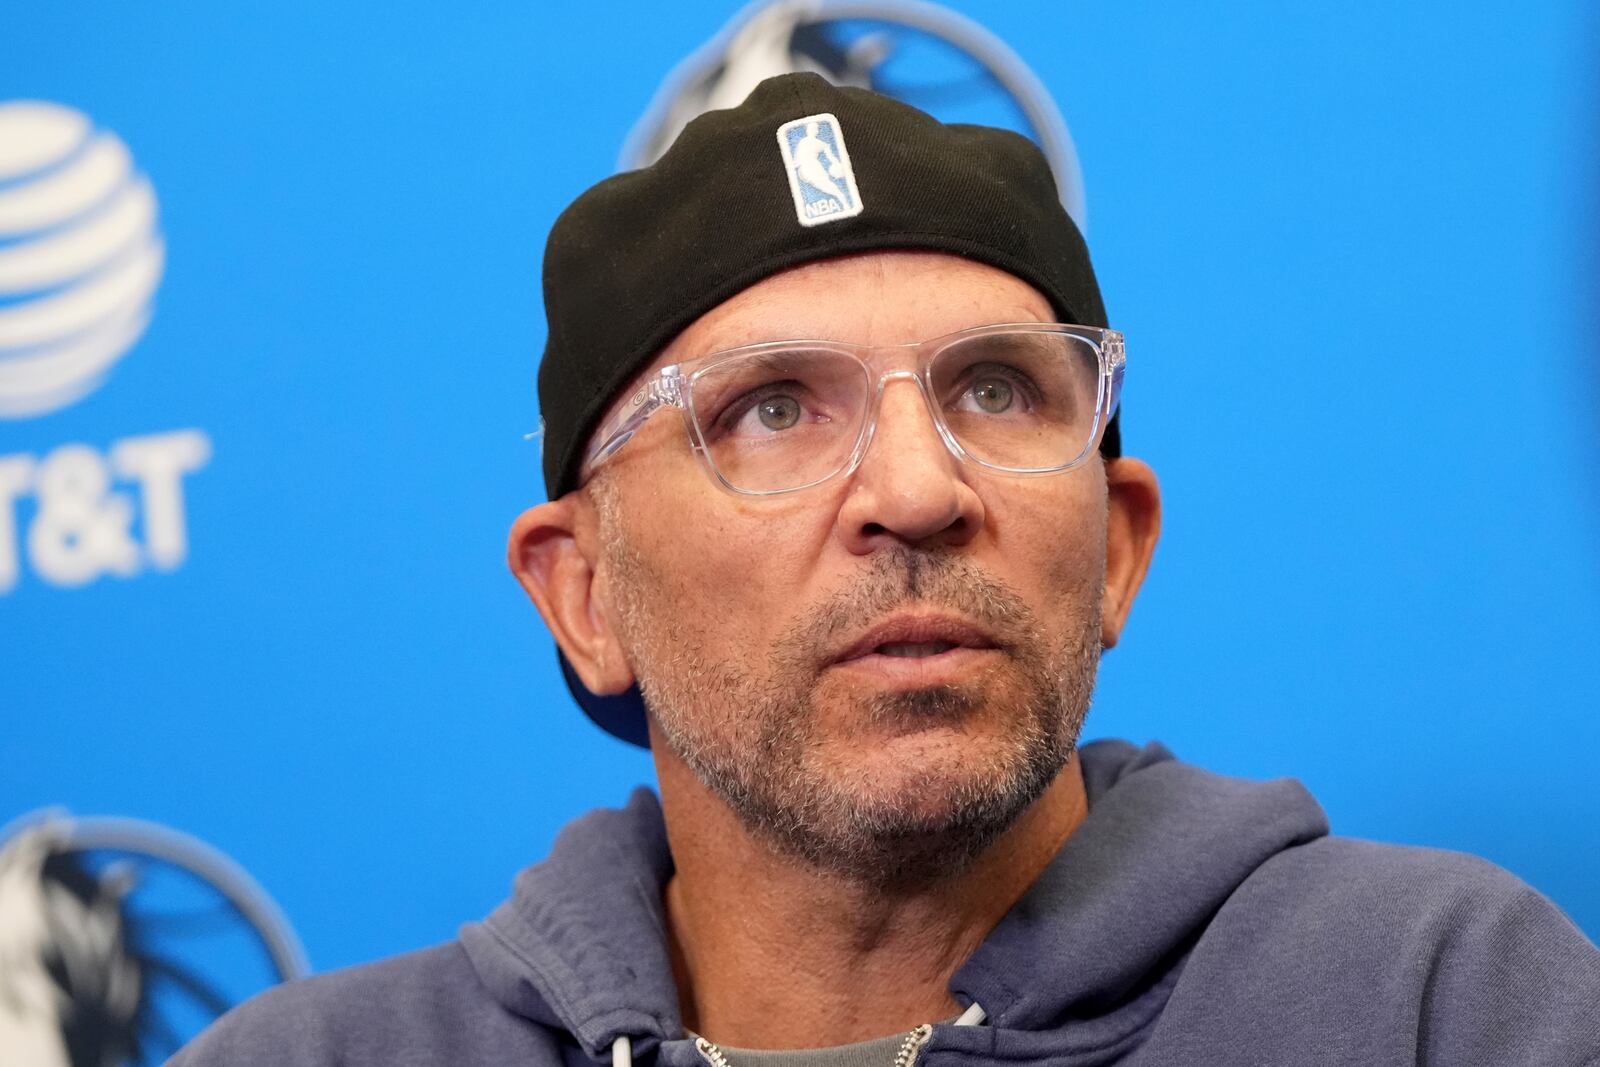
[776,113,863,227]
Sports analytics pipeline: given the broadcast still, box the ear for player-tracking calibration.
[1101,457,1161,649]
[507,494,636,695]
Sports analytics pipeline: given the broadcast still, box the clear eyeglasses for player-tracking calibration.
[579,322,1125,496]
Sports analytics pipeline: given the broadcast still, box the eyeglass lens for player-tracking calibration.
[684,330,1105,493]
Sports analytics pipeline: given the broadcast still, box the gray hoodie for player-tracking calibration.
[168,740,1600,1066]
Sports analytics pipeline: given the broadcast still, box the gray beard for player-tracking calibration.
[609,534,1101,891]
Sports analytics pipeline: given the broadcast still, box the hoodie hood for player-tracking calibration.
[458,740,1330,1061]
[460,790,680,1059]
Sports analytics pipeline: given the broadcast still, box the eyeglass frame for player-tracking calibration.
[576,321,1126,497]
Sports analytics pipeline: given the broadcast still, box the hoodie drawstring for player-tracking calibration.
[608,1000,986,1067]
[953,1003,986,1026]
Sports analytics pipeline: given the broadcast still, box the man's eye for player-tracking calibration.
[966,378,1014,414]
[952,368,1036,416]
[718,390,816,436]
[754,395,801,430]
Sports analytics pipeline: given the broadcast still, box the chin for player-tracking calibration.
[829,723,981,783]
[814,719,1052,824]
[799,752,1053,889]
[657,661,1085,886]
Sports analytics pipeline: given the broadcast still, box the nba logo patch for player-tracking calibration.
[776,113,863,227]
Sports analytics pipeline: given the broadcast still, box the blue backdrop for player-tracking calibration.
[4,0,1597,1035]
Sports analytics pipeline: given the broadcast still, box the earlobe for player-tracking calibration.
[507,497,636,695]
[1100,457,1162,649]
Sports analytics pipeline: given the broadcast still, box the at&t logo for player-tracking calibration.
[0,430,210,593]
[0,101,161,416]
[0,101,212,596]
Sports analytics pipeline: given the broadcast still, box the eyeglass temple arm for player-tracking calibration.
[578,366,684,481]
[1103,332,1126,418]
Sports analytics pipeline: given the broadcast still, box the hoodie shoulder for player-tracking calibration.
[1239,835,1592,964]
[1177,836,1600,1065]
[166,942,568,1067]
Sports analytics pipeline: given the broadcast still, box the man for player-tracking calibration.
[171,73,1600,1066]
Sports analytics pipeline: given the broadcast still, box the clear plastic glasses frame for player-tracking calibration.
[578,322,1125,496]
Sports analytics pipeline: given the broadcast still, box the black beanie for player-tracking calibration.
[536,71,1118,747]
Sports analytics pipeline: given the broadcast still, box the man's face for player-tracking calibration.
[588,251,1113,884]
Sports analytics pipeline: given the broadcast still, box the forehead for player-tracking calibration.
[655,250,1056,371]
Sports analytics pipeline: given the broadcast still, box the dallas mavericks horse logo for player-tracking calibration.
[776,113,862,226]
[0,813,307,1066]
[623,0,1088,231]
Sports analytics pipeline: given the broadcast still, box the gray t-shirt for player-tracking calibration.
[693,1030,915,1067]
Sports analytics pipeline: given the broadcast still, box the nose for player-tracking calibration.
[836,373,986,554]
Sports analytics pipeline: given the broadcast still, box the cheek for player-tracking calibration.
[618,460,836,644]
[985,477,1108,601]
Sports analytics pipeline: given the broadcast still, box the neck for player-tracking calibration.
[654,743,1088,1050]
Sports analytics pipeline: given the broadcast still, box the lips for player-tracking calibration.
[830,613,1002,666]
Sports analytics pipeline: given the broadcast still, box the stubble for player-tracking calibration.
[594,479,1102,890]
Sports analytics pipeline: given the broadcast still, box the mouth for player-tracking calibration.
[830,613,1003,672]
[876,640,962,658]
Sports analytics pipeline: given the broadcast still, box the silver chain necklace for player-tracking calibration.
[694,1023,933,1067]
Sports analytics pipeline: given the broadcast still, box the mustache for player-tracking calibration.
[781,547,1037,661]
